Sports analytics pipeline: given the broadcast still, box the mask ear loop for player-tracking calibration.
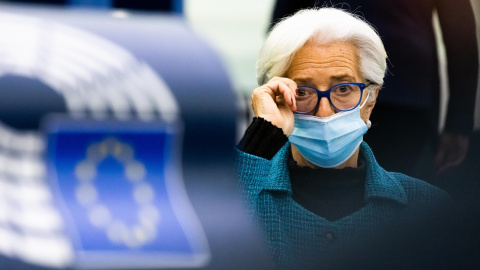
[359,91,370,109]
[359,89,372,128]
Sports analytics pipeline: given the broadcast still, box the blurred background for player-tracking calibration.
[185,0,480,131]
[0,0,478,269]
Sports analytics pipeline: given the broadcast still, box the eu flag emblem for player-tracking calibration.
[46,119,210,269]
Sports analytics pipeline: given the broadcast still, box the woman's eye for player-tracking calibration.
[296,89,307,96]
[338,86,349,93]
[333,85,354,95]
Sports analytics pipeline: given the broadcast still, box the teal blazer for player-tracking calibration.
[236,142,452,269]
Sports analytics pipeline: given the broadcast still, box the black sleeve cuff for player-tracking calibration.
[237,117,288,160]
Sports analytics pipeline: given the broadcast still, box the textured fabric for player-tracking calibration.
[239,117,368,221]
[237,117,288,160]
[236,142,452,269]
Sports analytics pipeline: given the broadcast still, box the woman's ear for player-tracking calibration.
[369,86,380,107]
[361,86,380,120]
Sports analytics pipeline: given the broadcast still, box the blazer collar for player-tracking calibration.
[263,143,293,195]
[263,142,407,205]
[361,142,407,205]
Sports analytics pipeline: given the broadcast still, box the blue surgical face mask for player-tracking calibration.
[288,97,369,168]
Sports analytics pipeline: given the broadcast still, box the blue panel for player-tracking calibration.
[172,0,183,14]
[45,117,209,268]
[68,0,112,8]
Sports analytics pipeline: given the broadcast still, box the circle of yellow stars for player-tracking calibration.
[74,137,160,248]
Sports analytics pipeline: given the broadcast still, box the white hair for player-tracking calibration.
[257,8,387,100]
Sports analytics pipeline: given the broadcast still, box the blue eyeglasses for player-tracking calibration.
[294,82,367,114]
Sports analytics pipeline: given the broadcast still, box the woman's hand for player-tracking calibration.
[251,77,297,136]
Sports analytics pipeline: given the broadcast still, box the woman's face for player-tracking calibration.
[285,40,376,121]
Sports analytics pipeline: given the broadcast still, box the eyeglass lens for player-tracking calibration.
[295,84,362,113]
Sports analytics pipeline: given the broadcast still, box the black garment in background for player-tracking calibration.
[113,0,172,11]
[3,0,174,11]
[270,0,479,183]
[364,104,438,180]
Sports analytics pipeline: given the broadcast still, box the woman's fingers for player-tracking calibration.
[251,86,276,117]
[265,77,297,111]
[252,77,297,114]
[250,77,297,136]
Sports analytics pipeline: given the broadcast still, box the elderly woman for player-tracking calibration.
[236,7,453,269]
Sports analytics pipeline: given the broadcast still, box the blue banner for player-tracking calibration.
[46,118,210,269]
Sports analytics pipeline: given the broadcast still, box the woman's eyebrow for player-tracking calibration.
[293,78,313,85]
[330,74,356,82]
[293,74,356,86]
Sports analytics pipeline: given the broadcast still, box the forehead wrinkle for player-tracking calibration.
[288,59,357,80]
[289,54,357,70]
[286,41,361,83]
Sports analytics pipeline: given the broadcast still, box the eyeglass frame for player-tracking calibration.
[294,82,370,114]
